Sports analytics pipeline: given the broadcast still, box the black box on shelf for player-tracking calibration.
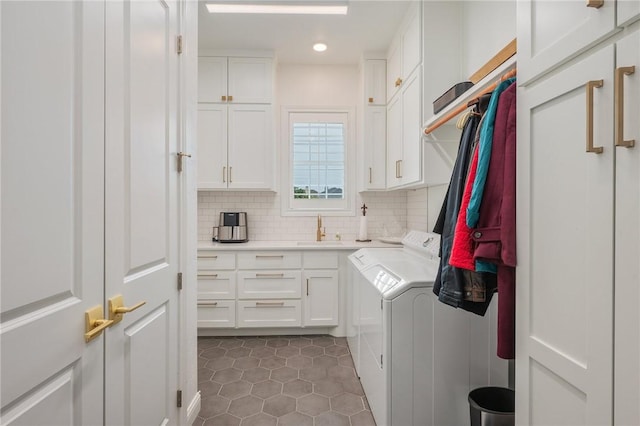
[433,81,474,114]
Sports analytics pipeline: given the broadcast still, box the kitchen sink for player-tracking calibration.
[296,241,344,246]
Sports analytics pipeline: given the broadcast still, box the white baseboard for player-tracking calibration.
[186,391,201,426]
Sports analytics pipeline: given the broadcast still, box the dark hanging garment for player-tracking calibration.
[471,82,517,359]
[433,95,496,316]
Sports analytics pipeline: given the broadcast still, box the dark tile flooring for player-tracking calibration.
[195,336,376,426]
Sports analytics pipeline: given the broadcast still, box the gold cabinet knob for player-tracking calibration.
[221,95,227,101]
[228,95,233,102]
[109,295,146,325]
[368,97,374,103]
[395,78,403,87]
[85,305,114,343]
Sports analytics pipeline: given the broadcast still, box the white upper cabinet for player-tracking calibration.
[228,57,273,104]
[198,57,227,103]
[364,59,386,106]
[618,0,640,27]
[198,56,273,104]
[363,106,387,190]
[386,2,421,101]
[518,0,616,85]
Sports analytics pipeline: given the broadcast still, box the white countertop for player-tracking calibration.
[197,239,402,251]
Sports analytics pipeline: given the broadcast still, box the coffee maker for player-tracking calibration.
[215,212,248,243]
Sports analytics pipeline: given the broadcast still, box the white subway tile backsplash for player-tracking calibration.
[198,190,413,242]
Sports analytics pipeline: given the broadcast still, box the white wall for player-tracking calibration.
[460,1,517,78]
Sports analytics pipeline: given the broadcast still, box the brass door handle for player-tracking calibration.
[395,78,402,87]
[586,0,603,8]
[586,80,604,154]
[109,295,146,325]
[85,305,114,343]
[615,66,636,148]
[177,152,191,172]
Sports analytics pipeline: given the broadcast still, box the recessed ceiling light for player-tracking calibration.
[313,43,328,52]
[206,3,348,15]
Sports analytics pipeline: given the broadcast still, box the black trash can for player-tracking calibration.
[468,387,515,426]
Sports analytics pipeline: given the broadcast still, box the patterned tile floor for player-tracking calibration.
[194,335,377,426]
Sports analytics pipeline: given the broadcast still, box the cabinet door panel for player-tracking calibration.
[618,0,640,27]
[198,271,236,300]
[386,39,401,103]
[518,0,616,85]
[614,29,640,426]
[400,69,421,185]
[303,270,339,327]
[401,8,421,80]
[516,46,614,426]
[198,56,227,103]
[197,104,228,189]
[364,106,387,190]
[386,95,402,189]
[228,57,273,104]
[227,104,273,189]
[364,60,386,106]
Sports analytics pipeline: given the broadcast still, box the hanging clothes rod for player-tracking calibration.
[423,68,517,135]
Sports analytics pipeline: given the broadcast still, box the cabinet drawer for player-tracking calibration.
[303,252,338,269]
[197,252,236,270]
[197,271,235,300]
[237,300,301,328]
[237,271,301,299]
[237,252,301,269]
[197,300,236,328]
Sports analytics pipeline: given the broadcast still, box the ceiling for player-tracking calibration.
[198,1,412,64]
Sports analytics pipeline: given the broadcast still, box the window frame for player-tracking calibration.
[280,106,356,216]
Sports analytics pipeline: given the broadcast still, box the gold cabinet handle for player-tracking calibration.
[229,166,232,183]
[586,0,604,8]
[256,255,284,259]
[369,167,372,184]
[222,95,227,101]
[615,66,636,148]
[395,160,399,178]
[306,278,310,296]
[368,97,374,103]
[256,273,285,278]
[398,159,402,178]
[197,273,218,279]
[256,301,285,307]
[586,80,604,154]
[223,166,226,183]
[177,152,191,173]
[198,254,218,259]
[109,295,146,325]
[85,305,114,343]
[395,78,402,87]
[198,301,219,306]
[228,95,233,102]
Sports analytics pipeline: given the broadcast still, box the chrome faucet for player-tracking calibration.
[316,215,326,241]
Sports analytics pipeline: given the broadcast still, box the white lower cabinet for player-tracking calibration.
[197,250,340,331]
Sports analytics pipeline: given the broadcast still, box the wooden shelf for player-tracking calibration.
[422,56,516,140]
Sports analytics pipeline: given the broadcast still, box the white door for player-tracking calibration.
[0,1,105,424]
[197,104,228,189]
[104,0,180,425]
[614,29,640,426]
[516,46,614,425]
[227,104,273,189]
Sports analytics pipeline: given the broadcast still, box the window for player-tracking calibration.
[281,108,355,215]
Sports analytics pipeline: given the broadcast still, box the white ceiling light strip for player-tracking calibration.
[206,3,348,15]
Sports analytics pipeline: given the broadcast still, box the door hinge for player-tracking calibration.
[178,272,183,291]
[177,389,183,407]
[177,35,183,55]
